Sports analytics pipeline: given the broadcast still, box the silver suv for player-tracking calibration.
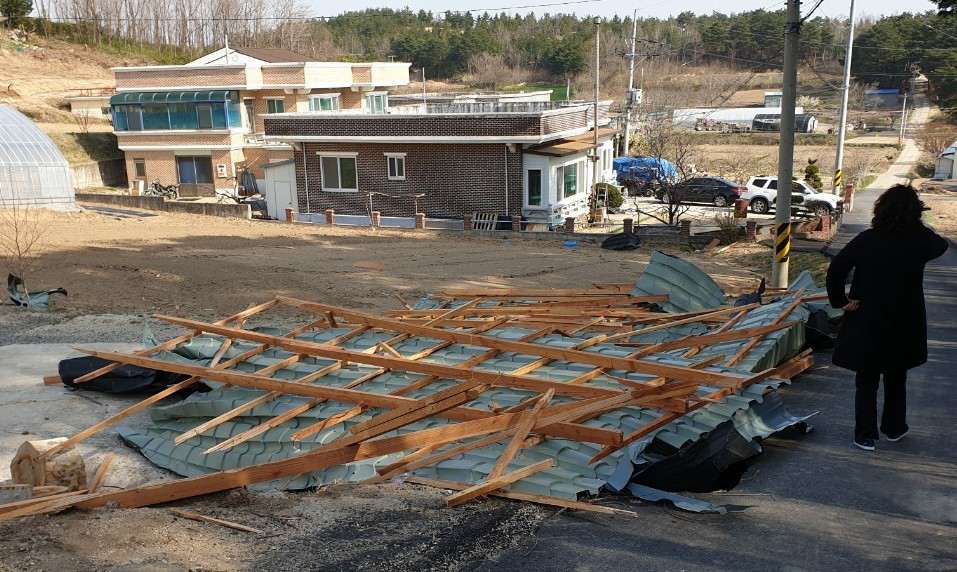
[743,176,843,216]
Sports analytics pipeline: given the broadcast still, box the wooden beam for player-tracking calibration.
[486,390,553,480]
[631,321,799,358]
[170,509,263,534]
[140,318,627,398]
[72,299,279,384]
[275,298,745,385]
[88,454,114,494]
[726,294,806,367]
[407,476,637,516]
[446,459,554,507]
[76,348,622,446]
[602,303,760,343]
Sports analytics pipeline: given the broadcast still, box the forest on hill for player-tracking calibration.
[8,0,957,115]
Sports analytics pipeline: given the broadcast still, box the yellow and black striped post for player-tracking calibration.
[832,169,843,192]
[775,222,792,264]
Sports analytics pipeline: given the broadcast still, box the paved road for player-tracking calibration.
[481,105,956,571]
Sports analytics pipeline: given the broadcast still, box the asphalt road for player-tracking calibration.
[480,184,957,571]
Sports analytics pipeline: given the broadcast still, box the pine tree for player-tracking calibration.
[0,0,32,28]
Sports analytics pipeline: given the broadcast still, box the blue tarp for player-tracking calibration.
[613,156,678,184]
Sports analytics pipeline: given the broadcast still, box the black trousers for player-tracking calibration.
[855,370,908,442]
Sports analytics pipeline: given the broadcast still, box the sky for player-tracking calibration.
[305,0,938,19]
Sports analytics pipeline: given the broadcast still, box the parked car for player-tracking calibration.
[743,176,843,216]
[656,176,745,207]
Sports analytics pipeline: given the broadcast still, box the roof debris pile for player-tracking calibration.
[2,253,830,520]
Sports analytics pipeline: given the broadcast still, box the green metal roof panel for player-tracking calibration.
[630,250,728,312]
[110,90,235,105]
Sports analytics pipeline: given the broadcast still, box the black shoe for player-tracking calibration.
[885,429,908,442]
[853,438,876,451]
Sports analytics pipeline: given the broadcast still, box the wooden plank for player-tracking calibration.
[275,299,745,385]
[74,411,540,511]
[631,321,799,358]
[131,319,627,398]
[88,454,114,494]
[602,303,760,343]
[51,318,331,455]
[446,459,554,507]
[76,348,623,446]
[486,390,554,480]
[406,476,637,516]
[72,299,279,384]
[170,509,263,534]
[725,294,806,367]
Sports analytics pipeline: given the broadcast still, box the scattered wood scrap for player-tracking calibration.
[18,284,820,520]
[170,509,263,534]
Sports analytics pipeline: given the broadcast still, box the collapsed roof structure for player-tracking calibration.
[2,253,831,519]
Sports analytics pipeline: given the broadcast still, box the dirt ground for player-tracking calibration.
[696,143,896,187]
[0,483,566,572]
[921,183,957,242]
[1,205,769,343]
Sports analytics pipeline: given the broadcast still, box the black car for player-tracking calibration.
[655,176,745,207]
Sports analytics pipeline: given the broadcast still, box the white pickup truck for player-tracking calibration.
[742,176,843,217]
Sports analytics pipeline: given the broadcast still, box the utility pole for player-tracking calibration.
[898,91,908,146]
[223,11,231,64]
[591,17,602,221]
[421,68,426,103]
[832,0,856,194]
[772,0,801,289]
[622,9,638,156]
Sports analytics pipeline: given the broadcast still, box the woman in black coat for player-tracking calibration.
[826,184,948,451]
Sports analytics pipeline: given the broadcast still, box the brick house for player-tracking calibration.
[262,101,617,226]
[109,46,410,196]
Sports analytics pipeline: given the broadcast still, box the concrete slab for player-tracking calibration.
[0,343,178,488]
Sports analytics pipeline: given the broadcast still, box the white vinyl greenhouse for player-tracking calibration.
[0,105,75,210]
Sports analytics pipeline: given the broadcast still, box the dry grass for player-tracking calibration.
[922,190,957,242]
[695,144,897,186]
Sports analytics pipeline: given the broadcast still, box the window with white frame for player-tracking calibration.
[385,153,405,180]
[266,98,285,114]
[365,93,388,114]
[309,94,340,112]
[557,161,583,199]
[319,154,358,191]
[602,148,613,171]
[527,169,542,206]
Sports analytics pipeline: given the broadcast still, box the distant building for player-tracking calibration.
[763,91,783,107]
[864,88,900,109]
[672,106,805,130]
[64,92,112,121]
[263,100,616,226]
[935,141,956,180]
[109,46,411,196]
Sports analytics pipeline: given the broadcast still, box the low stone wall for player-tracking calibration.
[76,193,251,219]
[71,159,128,189]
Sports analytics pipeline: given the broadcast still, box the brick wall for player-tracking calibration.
[351,66,372,83]
[261,65,305,86]
[115,67,246,89]
[125,151,178,186]
[242,147,294,179]
[293,142,523,218]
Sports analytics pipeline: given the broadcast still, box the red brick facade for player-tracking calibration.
[293,142,524,218]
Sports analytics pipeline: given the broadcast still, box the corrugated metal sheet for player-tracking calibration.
[630,250,727,312]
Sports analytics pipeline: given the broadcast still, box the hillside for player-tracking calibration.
[0,30,154,165]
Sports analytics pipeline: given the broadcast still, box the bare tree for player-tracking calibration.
[0,188,47,306]
[630,117,698,225]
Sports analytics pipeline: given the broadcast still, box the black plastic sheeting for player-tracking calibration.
[605,391,816,512]
[58,355,196,395]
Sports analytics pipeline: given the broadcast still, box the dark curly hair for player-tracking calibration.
[872,184,926,234]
